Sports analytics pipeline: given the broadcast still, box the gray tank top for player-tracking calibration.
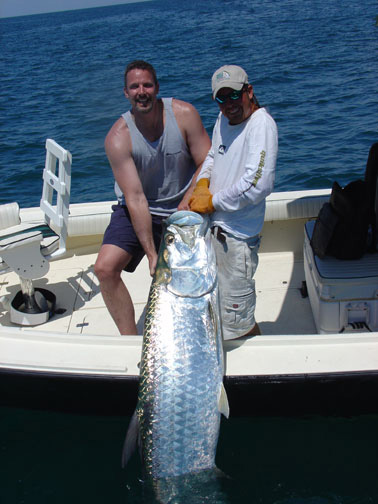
[115,97,197,215]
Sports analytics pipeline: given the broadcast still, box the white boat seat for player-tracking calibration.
[304,219,378,333]
[0,139,72,326]
[0,224,59,278]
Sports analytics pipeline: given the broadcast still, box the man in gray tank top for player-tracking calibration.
[94,60,211,335]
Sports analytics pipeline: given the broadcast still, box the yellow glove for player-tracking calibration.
[193,178,210,190]
[189,178,215,214]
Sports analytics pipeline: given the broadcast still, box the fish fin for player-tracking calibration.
[218,383,230,419]
[121,410,139,469]
[214,466,232,480]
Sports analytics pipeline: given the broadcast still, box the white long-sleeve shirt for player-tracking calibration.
[199,107,278,238]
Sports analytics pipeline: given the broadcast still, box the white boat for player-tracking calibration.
[1,140,377,415]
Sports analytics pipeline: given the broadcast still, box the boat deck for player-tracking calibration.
[2,189,378,382]
[0,249,316,337]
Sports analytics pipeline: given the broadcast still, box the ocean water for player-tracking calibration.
[1,406,378,504]
[0,0,378,503]
[1,0,377,208]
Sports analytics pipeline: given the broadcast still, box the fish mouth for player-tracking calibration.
[166,210,204,227]
[165,211,210,242]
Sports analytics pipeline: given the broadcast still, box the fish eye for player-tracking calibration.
[165,233,175,245]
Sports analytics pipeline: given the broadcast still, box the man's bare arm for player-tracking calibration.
[173,100,211,210]
[104,119,157,274]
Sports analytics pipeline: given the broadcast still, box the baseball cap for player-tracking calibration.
[211,65,248,99]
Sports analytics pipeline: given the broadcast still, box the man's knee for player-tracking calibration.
[94,253,121,283]
[94,245,131,283]
[94,259,112,283]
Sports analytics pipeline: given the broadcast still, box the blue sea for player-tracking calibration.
[0,0,378,502]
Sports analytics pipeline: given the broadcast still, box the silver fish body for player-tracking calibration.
[123,211,228,480]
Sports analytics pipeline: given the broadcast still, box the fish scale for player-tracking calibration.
[142,290,219,478]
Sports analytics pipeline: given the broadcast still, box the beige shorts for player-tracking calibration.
[211,227,260,340]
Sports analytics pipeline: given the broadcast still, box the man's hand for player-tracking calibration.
[189,178,215,214]
[148,251,158,277]
[177,193,191,211]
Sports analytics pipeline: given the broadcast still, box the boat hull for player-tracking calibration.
[1,366,378,416]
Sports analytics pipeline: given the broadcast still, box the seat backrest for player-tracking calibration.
[40,138,72,260]
[0,202,20,231]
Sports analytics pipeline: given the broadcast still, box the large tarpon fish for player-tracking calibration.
[123,210,229,483]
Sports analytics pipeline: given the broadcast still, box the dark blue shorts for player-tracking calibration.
[102,204,165,273]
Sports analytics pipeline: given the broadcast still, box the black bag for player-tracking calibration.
[311,179,370,260]
[311,143,378,260]
[328,179,370,259]
[310,202,339,259]
[364,142,378,250]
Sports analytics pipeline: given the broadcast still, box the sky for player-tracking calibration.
[0,0,149,18]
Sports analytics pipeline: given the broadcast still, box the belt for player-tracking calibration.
[211,226,226,244]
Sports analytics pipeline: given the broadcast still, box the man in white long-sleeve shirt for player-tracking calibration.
[190,64,278,339]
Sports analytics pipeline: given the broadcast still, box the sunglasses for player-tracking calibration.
[215,86,246,104]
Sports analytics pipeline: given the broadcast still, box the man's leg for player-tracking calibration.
[241,322,261,337]
[212,229,260,340]
[94,244,138,335]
